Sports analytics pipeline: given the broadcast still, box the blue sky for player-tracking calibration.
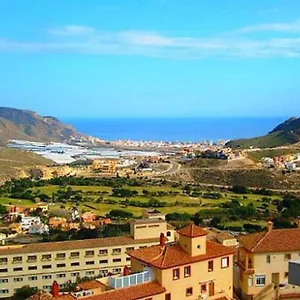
[1,0,300,118]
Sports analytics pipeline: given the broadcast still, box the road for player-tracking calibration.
[154,161,181,176]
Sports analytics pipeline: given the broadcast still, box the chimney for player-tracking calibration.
[267,221,273,231]
[160,233,165,247]
[51,281,60,297]
[123,265,130,276]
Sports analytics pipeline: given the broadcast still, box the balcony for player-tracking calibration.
[108,269,153,289]
[236,259,255,275]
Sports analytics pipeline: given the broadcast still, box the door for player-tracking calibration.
[209,282,215,296]
[272,273,280,286]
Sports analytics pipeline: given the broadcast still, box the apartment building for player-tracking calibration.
[0,217,174,298]
[235,221,300,300]
[65,224,235,300]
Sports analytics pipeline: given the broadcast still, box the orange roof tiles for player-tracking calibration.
[28,291,53,300]
[77,280,103,290]
[280,293,300,299]
[53,295,76,300]
[128,241,235,269]
[238,228,300,253]
[0,236,159,255]
[83,282,165,300]
[177,224,208,238]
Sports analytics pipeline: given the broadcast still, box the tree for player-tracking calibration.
[0,204,7,215]
[13,286,39,300]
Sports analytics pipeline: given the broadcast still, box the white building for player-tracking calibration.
[28,222,49,235]
[21,216,41,231]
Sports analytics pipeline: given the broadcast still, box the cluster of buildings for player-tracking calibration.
[0,204,112,243]
[261,153,300,171]
[1,206,300,299]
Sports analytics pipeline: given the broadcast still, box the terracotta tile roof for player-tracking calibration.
[0,236,159,256]
[77,280,103,290]
[27,291,53,300]
[128,241,235,269]
[177,224,208,238]
[214,297,230,300]
[280,293,300,299]
[53,294,76,300]
[83,282,165,300]
[238,228,300,253]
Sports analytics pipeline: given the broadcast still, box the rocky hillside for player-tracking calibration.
[227,117,300,149]
[0,107,83,145]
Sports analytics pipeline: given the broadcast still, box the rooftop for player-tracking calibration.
[238,228,300,253]
[77,280,104,291]
[177,223,208,238]
[216,232,235,243]
[83,282,165,300]
[128,240,235,269]
[132,218,165,224]
[0,236,159,256]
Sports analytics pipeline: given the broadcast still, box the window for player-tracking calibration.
[13,278,23,282]
[285,254,291,261]
[12,257,22,263]
[43,265,51,269]
[256,275,266,286]
[0,268,8,273]
[43,286,52,291]
[285,272,289,278]
[197,245,201,249]
[266,255,271,263]
[86,261,94,265]
[86,271,95,276]
[166,231,171,237]
[85,250,94,257]
[0,258,8,264]
[112,248,121,255]
[27,255,37,262]
[70,252,80,258]
[28,276,38,281]
[208,260,214,272]
[28,266,37,270]
[184,266,191,277]
[100,260,108,264]
[112,268,121,273]
[57,274,66,278]
[71,262,80,267]
[42,254,51,261]
[0,290,9,294]
[221,257,229,268]
[0,279,8,283]
[201,284,207,293]
[42,275,52,280]
[113,258,121,263]
[149,224,159,228]
[139,246,147,249]
[126,247,134,252]
[248,277,254,287]
[186,288,193,297]
[126,257,131,261]
[173,268,180,280]
[71,272,80,277]
[165,293,171,300]
[13,267,22,272]
[57,263,66,268]
[99,249,108,256]
[56,253,66,260]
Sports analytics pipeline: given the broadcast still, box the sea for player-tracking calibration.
[64,117,286,143]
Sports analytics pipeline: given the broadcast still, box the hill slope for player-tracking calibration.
[0,107,83,145]
[0,147,53,183]
[227,117,300,149]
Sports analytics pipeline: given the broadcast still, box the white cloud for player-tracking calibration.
[236,20,300,34]
[1,22,300,59]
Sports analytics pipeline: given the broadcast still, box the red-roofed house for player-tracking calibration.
[235,221,300,300]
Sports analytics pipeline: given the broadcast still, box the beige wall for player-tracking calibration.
[0,240,158,298]
[238,250,300,299]
[178,235,206,256]
[132,255,234,300]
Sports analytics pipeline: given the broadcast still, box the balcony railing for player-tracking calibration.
[108,270,153,289]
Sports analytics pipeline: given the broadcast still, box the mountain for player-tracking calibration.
[226,117,300,149]
[0,107,84,145]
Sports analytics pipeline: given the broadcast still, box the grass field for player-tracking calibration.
[23,184,280,218]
